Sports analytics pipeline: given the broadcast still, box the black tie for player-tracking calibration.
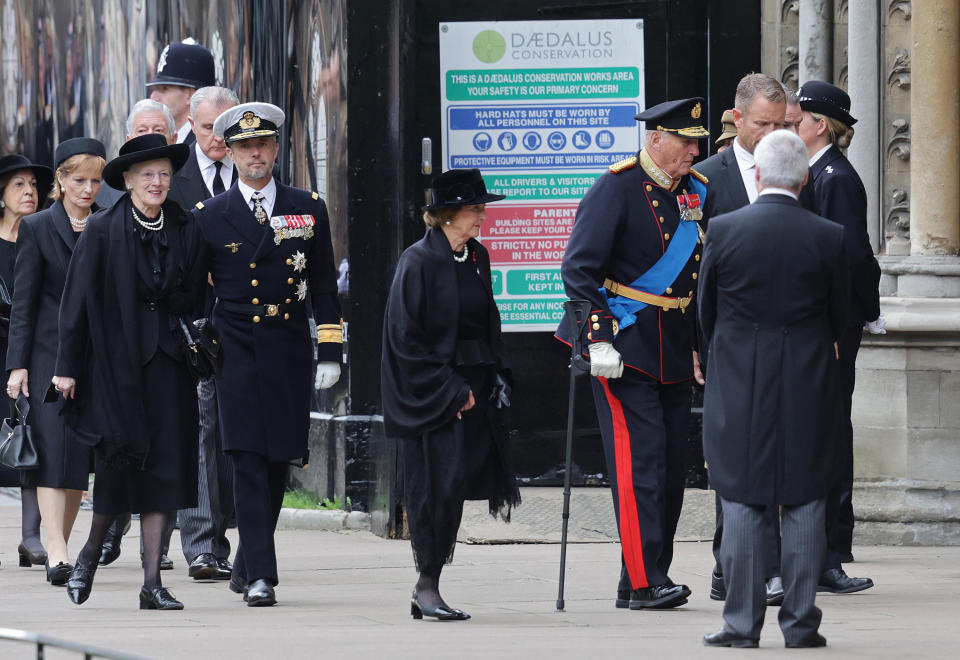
[212,161,226,196]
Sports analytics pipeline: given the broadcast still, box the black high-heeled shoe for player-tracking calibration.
[139,586,184,610]
[66,563,97,605]
[18,542,47,567]
[410,590,471,621]
[45,561,74,586]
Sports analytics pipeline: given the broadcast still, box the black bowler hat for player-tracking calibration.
[101,134,190,191]
[422,169,506,211]
[0,154,53,198]
[635,97,710,138]
[797,81,857,127]
[146,40,215,90]
[54,137,106,169]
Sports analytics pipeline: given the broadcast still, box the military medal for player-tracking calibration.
[296,279,308,301]
[677,193,702,222]
[270,214,316,245]
[291,251,307,272]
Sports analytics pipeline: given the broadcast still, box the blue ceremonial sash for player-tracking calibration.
[600,177,707,330]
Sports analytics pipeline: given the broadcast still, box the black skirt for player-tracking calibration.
[92,349,199,515]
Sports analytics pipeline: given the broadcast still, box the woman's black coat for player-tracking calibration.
[55,195,206,467]
[381,227,509,438]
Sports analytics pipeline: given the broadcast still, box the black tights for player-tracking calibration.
[20,487,44,553]
[415,566,446,608]
[77,510,175,588]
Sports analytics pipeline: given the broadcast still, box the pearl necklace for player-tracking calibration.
[68,213,90,230]
[453,244,469,263]
[132,205,164,232]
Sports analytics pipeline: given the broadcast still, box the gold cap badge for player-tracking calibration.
[239,111,261,130]
[691,102,702,119]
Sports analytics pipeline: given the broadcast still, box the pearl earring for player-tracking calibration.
[444,220,451,225]
[0,200,5,209]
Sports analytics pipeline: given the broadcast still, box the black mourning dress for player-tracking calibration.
[382,228,519,575]
[88,210,199,514]
[0,237,18,487]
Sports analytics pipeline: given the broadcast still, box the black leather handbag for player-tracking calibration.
[0,394,39,470]
[178,317,224,381]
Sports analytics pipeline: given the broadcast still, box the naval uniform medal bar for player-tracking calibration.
[270,214,316,245]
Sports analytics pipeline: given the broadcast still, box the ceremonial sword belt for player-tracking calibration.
[219,300,303,319]
[602,278,692,313]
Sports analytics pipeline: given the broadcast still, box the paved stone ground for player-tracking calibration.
[2,491,959,659]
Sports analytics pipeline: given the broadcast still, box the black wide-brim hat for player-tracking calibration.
[422,168,505,211]
[102,134,190,191]
[797,80,857,127]
[0,154,53,199]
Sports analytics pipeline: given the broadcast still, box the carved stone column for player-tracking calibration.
[799,0,833,82]
[847,0,881,250]
[910,0,960,255]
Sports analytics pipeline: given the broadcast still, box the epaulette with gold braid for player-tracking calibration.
[608,156,638,174]
[689,168,708,184]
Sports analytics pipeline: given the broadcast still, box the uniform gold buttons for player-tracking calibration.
[666,287,673,294]
[689,290,694,296]
[249,263,256,269]
[659,216,664,223]
[592,322,600,330]
[664,233,670,240]
[645,185,652,192]
[284,313,290,320]
[252,298,259,304]
[591,314,599,322]
[285,298,292,304]
[695,254,700,261]
[662,306,670,312]
[287,277,294,284]
[251,279,259,286]
[691,272,698,280]
[253,315,261,323]
[652,200,659,207]
[286,258,293,265]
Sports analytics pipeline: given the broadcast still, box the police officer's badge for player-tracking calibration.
[677,193,702,222]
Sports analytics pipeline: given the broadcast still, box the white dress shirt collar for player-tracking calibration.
[195,143,234,196]
[175,122,192,144]
[809,143,831,167]
[757,187,799,201]
[237,176,277,219]
[732,137,759,203]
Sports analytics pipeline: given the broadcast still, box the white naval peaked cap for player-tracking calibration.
[214,102,286,142]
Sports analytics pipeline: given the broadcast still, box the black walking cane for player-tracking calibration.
[556,299,593,612]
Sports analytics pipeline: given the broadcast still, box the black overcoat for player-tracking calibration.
[192,183,341,462]
[807,145,881,326]
[381,228,509,438]
[695,146,749,224]
[7,201,92,487]
[55,196,206,467]
[698,194,848,506]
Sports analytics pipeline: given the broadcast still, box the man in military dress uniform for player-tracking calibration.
[557,98,708,610]
[193,102,343,607]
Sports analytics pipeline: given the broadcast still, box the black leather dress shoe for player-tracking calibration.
[188,553,219,580]
[615,589,631,608]
[766,576,784,606]
[629,583,691,609]
[139,586,184,610]
[99,517,130,566]
[245,578,277,607]
[66,563,97,605]
[160,554,174,570]
[786,632,827,648]
[703,629,760,648]
[410,590,470,620]
[817,568,873,594]
[18,542,48,567]
[214,557,232,580]
[229,574,247,595]
[46,561,74,586]
[710,568,726,601]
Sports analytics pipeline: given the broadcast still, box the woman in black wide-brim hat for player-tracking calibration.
[0,154,53,571]
[381,168,521,621]
[53,133,207,610]
[7,138,106,587]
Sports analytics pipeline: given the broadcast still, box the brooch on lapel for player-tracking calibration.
[270,215,316,245]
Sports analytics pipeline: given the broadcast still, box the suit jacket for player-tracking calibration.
[167,145,238,211]
[557,152,703,383]
[56,195,206,466]
[695,146,749,224]
[193,181,341,461]
[807,145,880,326]
[699,193,847,506]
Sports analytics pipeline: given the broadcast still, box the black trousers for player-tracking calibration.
[824,326,861,569]
[591,371,689,590]
[229,450,288,585]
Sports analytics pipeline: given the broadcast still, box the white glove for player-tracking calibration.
[588,342,624,379]
[315,362,341,389]
[864,311,887,335]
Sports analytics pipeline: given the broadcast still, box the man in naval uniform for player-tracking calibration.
[557,98,709,610]
[192,102,343,606]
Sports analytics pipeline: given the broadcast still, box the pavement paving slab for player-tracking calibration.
[2,493,959,659]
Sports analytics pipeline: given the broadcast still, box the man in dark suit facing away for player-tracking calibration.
[699,130,847,648]
[167,85,240,582]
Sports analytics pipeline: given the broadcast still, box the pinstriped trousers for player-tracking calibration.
[177,377,234,562]
[719,497,825,643]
